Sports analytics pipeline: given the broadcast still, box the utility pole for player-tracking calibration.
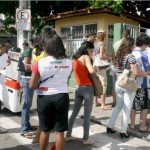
[17,0,31,50]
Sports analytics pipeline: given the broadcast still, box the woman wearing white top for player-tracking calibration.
[29,27,72,150]
[93,30,111,110]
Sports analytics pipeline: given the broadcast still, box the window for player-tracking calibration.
[85,24,97,37]
[60,23,97,39]
[60,23,97,57]
[107,24,114,54]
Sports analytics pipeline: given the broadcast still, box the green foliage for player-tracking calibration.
[0,1,18,33]
[0,0,150,35]
[89,0,124,13]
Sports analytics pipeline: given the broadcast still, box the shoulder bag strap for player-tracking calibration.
[124,55,130,69]
[125,54,138,71]
[39,59,65,84]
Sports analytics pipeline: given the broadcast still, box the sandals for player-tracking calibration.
[31,137,39,143]
[31,128,41,144]
[83,139,96,145]
[101,105,112,110]
[139,127,150,133]
[21,133,35,139]
[65,136,77,142]
[128,124,135,130]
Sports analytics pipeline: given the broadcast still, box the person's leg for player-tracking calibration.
[140,109,149,131]
[120,91,135,133]
[83,86,94,140]
[32,127,41,143]
[111,74,117,107]
[112,87,116,106]
[130,109,136,129]
[39,131,50,150]
[20,78,34,134]
[108,85,124,129]
[93,96,101,107]
[98,69,111,110]
[55,132,65,150]
[66,86,84,138]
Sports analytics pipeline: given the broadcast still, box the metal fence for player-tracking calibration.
[123,24,150,39]
[61,24,150,57]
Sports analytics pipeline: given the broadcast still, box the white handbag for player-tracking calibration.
[116,57,138,92]
[93,54,110,69]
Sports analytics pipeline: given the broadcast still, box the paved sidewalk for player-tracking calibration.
[0,109,150,150]
[68,87,150,142]
[0,87,149,150]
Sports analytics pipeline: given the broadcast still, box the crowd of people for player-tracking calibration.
[0,27,150,150]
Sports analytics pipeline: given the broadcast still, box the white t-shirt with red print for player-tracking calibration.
[32,56,72,95]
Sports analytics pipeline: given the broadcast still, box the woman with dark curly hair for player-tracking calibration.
[107,37,149,138]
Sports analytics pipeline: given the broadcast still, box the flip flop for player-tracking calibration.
[128,124,135,130]
[31,137,39,143]
[21,133,35,139]
[139,127,150,133]
[83,139,96,145]
[101,105,112,110]
[65,136,77,142]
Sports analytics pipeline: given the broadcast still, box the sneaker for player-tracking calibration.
[0,126,8,133]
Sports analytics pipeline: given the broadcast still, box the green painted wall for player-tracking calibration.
[113,23,122,43]
[68,72,76,88]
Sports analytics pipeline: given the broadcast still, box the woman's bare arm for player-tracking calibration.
[29,72,40,89]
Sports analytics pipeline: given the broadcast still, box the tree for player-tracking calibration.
[0,1,18,33]
[0,0,150,35]
[0,1,88,35]
[88,0,124,13]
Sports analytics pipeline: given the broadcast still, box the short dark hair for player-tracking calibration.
[4,39,11,44]
[37,26,66,59]
[87,33,96,38]
[136,35,149,46]
[22,41,29,47]
[72,41,94,59]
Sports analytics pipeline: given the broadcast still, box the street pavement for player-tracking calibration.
[0,87,150,150]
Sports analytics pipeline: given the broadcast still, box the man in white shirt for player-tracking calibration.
[0,44,8,133]
[113,30,130,54]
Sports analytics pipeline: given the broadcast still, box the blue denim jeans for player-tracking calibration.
[66,85,94,140]
[20,77,34,134]
[108,84,136,133]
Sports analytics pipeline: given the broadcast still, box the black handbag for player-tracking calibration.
[17,57,25,72]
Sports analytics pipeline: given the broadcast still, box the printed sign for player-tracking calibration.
[16,8,31,30]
